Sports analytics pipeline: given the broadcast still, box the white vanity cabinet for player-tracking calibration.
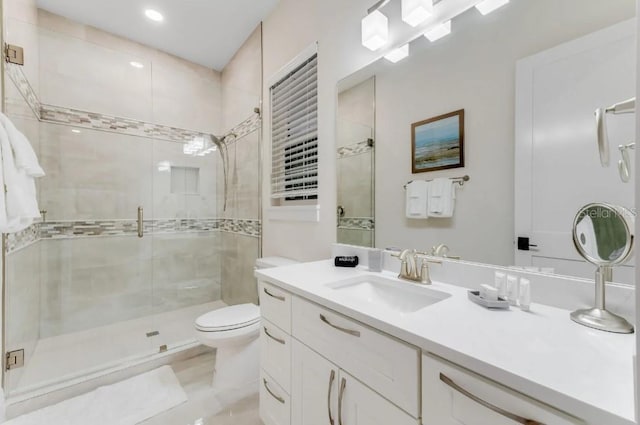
[422,353,584,425]
[291,296,420,416]
[292,337,418,425]
[258,280,420,425]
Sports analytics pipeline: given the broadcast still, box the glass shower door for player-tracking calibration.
[149,136,222,354]
[3,21,158,397]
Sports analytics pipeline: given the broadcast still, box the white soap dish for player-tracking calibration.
[468,291,510,309]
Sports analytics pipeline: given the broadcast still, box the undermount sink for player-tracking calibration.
[325,275,450,314]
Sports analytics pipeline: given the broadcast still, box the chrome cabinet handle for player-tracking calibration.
[137,206,144,238]
[338,377,346,425]
[263,327,285,345]
[327,370,336,425]
[263,287,285,301]
[439,373,544,425]
[263,378,285,404]
[320,314,360,337]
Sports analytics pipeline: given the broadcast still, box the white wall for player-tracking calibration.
[261,0,636,264]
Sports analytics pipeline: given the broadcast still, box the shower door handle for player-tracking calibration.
[137,207,144,238]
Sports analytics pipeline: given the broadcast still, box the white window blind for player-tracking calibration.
[270,53,318,200]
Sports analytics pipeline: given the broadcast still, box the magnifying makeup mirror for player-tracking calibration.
[571,203,635,333]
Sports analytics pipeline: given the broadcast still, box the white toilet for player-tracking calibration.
[194,256,298,393]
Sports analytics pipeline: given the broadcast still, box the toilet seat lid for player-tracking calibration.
[195,303,260,332]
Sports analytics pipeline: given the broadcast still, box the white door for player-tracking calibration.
[339,370,418,425]
[291,339,339,425]
[515,20,636,284]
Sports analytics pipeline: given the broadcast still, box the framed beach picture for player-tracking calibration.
[411,109,464,173]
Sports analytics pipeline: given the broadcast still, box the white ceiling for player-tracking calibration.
[36,0,279,71]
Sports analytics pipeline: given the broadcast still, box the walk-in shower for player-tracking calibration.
[1,5,263,407]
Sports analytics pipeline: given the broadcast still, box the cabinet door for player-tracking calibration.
[422,354,583,425]
[339,370,418,425]
[292,339,339,425]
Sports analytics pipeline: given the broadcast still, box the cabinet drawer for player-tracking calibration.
[260,318,291,394]
[260,370,291,425]
[422,353,584,425]
[258,281,292,333]
[292,296,420,417]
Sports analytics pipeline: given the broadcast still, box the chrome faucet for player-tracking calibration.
[392,249,442,285]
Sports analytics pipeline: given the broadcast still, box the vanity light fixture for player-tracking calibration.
[129,61,144,69]
[475,0,509,15]
[362,9,389,51]
[384,44,410,63]
[144,9,164,22]
[401,0,433,27]
[424,20,451,42]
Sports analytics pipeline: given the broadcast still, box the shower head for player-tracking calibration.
[209,134,224,150]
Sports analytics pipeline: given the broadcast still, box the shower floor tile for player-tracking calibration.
[10,301,226,396]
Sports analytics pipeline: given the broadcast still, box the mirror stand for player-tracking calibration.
[570,266,634,334]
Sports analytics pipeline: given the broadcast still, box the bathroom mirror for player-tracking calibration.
[571,203,634,333]
[335,0,637,284]
[336,77,375,247]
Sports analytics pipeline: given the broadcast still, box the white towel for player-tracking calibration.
[428,178,456,218]
[0,113,44,177]
[0,113,44,233]
[405,180,429,219]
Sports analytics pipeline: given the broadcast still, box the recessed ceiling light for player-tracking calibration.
[144,9,164,22]
[71,129,81,134]
[130,61,144,69]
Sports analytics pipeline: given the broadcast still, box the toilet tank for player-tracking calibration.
[255,256,299,269]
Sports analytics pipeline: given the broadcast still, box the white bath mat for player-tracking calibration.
[5,366,187,425]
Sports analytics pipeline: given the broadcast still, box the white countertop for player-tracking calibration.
[256,260,636,425]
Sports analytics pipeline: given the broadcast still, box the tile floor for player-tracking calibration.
[140,350,262,425]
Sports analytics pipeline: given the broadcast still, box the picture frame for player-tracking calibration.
[411,109,465,174]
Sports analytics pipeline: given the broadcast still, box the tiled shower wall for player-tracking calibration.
[2,0,263,389]
[219,26,263,305]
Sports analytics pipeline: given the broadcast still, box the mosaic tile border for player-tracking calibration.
[218,218,261,238]
[6,218,261,252]
[40,104,211,144]
[39,218,225,239]
[6,63,42,119]
[338,217,374,230]
[224,113,262,144]
[5,223,40,254]
[8,63,261,145]
[337,139,373,159]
